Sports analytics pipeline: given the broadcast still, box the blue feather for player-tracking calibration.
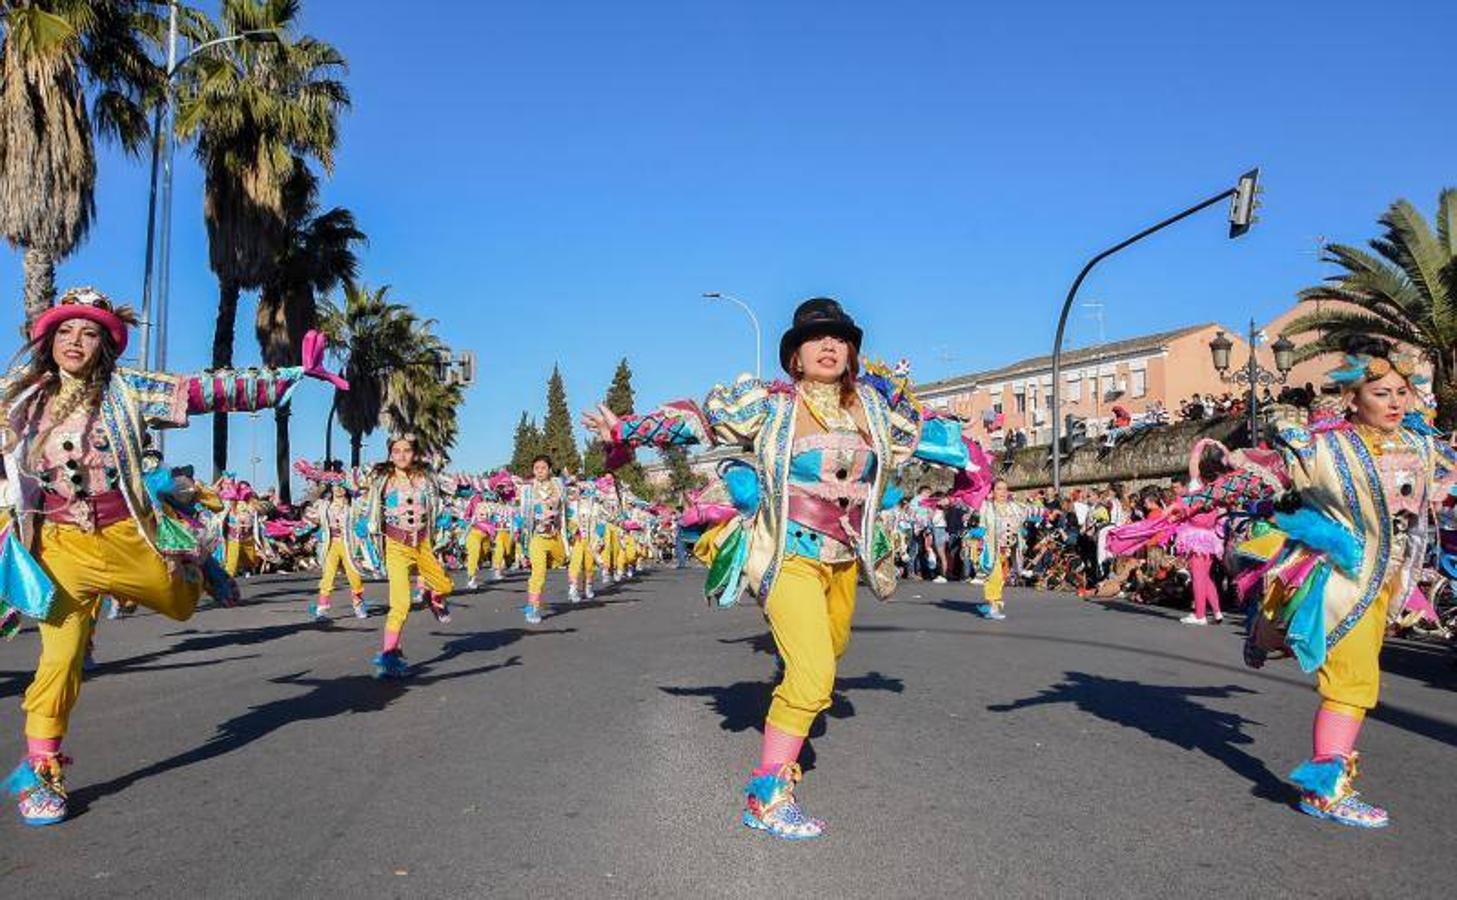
[1273,508,1360,575]
[1289,757,1345,799]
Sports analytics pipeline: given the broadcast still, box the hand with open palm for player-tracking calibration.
[581,403,621,443]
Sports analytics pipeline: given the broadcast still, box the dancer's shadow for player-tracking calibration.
[660,671,905,772]
[988,671,1291,802]
[68,655,523,819]
[419,626,575,667]
[544,598,642,620]
[717,632,777,657]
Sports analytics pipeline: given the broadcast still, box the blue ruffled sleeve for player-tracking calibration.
[911,417,969,469]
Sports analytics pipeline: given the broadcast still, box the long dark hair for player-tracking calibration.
[372,435,429,481]
[3,322,125,457]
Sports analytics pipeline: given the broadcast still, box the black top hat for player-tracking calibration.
[778,297,863,374]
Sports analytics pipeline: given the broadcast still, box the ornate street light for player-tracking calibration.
[1208,318,1292,445]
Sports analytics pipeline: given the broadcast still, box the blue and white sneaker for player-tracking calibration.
[742,763,824,840]
[5,754,69,827]
[523,604,543,625]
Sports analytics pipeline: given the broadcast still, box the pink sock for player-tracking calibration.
[1313,706,1363,759]
[316,593,331,609]
[26,736,61,758]
[381,628,401,653]
[754,723,804,775]
[527,592,541,609]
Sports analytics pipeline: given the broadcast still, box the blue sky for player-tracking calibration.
[3,0,1454,483]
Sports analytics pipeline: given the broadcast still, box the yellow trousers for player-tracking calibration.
[492,529,515,571]
[569,536,596,584]
[983,555,1006,603]
[224,538,260,576]
[527,534,567,595]
[765,555,859,737]
[466,529,490,578]
[25,521,202,739]
[318,539,363,596]
[1316,584,1391,711]
[384,538,453,634]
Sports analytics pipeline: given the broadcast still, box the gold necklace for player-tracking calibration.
[1353,422,1401,457]
[798,380,858,433]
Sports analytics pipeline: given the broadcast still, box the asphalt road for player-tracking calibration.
[1,565,1454,898]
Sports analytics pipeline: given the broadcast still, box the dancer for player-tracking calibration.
[0,287,339,825]
[565,478,600,603]
[1176,457,1226,626]
[308,479,366,620]
[219,479,265,577]
[584,297,974,840]
[463,486,496,589]
[363,435,453,678]
[1243,337,1457,829]
[975,479,1026,619]
[520,455,566,624]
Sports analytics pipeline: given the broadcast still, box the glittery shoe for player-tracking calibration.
[309,599,331,622]
[742,762,825,840]
[371,649,410,680]
[1291,753,1389,829]
[5,753,70,826]
[523,604,543,625]
[568,586,580,604]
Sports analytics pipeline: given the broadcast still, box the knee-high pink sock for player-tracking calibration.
[754,723,804,776]
[381,628,401,653]
[1312,705,1363,760]
[26,736,61,758]
[527,592,541,609]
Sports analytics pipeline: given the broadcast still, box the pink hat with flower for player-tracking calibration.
[31,287,130,353]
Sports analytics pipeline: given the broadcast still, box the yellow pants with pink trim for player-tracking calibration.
[384,538,452,634]
[1316,583,1391,712]
[318,539,363,596]
[527,534,567,595]
[764,555,859,737]
[24,521,201,739]
[492,529,515,571]
[224,538,260,576]
[465,529,490,578]
[983,554,1006,603]
[568,536,595,584]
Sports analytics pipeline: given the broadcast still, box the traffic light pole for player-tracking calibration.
[1049,182,1247,494]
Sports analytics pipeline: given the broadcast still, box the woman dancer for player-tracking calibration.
[364,435,453,678]
[565,478,600,603]
[521,455,566,624]
[975,479,1025,619]
[219,480,264,577]
[1,287,338,825]
[584,297,973,840]
[1244,337,1457,829]
[308,480,367,621]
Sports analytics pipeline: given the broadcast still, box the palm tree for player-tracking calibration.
[1,0,160,325]
[317,282,416,468]
[382,319,462,464]
[256,160,363,502]
[1286,189,1457,426]
[175,0,348,476]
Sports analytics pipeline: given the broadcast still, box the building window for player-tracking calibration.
[1066,378,1081,402]
[1100,375,1115,397]
[1015,393,1026,414]
[1130,369,1147,398]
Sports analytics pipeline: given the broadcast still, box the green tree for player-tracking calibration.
[509,411,543,476]
[1287,189,1457,426]
[1,0,162,323]
[382,318,461,464]
[583,357,648,492]
[540,364,581,474]
[661,444,704,498]
[256,161,363,502]
[176,0,349,476]
[317,282,415,468]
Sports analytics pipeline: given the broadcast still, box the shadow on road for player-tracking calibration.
[659,670,905,772]
[67,654,524,819]
[988,670,1292,803]
[717,632,777,657]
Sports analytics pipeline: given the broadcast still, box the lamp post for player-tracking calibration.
[1049,169,1261,493]
[137,5,281,372]
[702,292,761,380]
[1209,318,1294,445]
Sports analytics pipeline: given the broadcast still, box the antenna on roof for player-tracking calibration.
[1082,300,1106,346]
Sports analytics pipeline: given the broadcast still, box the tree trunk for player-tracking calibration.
[212,278,240,478]
[275,405,292,505]
[350,431,362,469]
[22,246,57,332]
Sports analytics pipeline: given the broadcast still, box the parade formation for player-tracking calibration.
[1,3,1454,895]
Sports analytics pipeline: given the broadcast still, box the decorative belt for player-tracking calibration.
[385,524,425,547]
[43,489,129,531]
[786,494,865,548]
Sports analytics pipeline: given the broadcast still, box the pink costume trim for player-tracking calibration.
[1173,525,1223,557]
[1313,706,1362,759]
[381,628,401,653]
[757,723,804,774]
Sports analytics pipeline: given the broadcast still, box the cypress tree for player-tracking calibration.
[509,411,543,476]
[541,364,582,474]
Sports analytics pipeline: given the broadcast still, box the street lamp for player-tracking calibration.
[1209,318,1294,445]
[137,3,282,372]
[702,292,762,380]
[1048,168,1261,493]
